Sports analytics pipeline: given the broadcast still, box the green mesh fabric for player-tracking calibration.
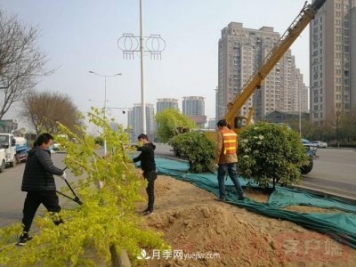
[155,157,356,249]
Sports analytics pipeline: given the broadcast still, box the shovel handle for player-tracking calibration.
[64,179,77,196]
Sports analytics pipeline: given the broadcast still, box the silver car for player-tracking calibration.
[311,141,328,148]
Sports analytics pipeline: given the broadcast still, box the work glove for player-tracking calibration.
[60,171,67,180]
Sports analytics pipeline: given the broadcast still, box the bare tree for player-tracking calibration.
[0,9,48,119]
[21,91,79,135]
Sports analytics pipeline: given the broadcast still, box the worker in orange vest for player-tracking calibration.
[215,119,244,201]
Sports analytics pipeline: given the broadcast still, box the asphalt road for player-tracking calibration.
[300,148,356,199]
[0,153,69,228]
[0,146,355,228]
[154,144,356,199]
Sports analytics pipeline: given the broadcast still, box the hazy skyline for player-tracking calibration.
[1,0,311,127]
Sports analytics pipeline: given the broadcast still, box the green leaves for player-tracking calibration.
[169,131,215,173]
[155,108,196,142]
[238,122,308,189]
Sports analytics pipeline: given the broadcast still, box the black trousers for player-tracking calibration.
[22,191,61,232]
[143,170,157,211]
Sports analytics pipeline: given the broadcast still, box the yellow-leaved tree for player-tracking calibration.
[0,107,167,267]
[155,108,196,143]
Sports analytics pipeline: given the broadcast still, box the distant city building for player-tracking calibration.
[127,103,155,142]
[207,118,217,129]
[182,96,207,128]
[265,110,309,124]
[310,0,356,125]
[217,22,308,122]
[156,98,179,113]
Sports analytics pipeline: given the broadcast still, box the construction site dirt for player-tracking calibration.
[138,175,355,267]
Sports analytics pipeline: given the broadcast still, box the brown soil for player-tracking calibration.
[137,175,356,267]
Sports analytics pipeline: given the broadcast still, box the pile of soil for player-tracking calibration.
[138,175,356,267]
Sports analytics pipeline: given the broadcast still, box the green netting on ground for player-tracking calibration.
[268,186,356,213]
[155,157,356,249]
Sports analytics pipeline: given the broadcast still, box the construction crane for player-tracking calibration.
[224,0,327,134]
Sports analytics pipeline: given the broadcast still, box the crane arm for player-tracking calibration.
[224,0,326,126]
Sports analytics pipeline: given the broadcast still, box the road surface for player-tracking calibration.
[0,146,355,228]
[0,153,70,228]
[301,148,356,199]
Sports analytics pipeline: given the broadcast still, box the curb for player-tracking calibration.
[110,247,131,267]
[291,184,356,204]
[119,249,131,267]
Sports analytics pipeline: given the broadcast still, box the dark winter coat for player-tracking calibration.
[133,142,156,171]
[21,147,64,192]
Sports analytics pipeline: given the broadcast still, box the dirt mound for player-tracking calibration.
[138,176,355,267]
[146,205,282,266]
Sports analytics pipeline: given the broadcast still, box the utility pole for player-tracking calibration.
[299,85,302,137]
[117,0,165,135]
[89,71,122,155]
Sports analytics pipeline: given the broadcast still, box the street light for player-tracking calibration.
[336,110,341,148]
[299,86,302,137]
[106,106,128,114]
[139,0,146,134]
[117,1,166,135]
[88,71,122,155]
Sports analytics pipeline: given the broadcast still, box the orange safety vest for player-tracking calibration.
[220,129,237,155]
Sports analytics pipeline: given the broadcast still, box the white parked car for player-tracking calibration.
[52,142,61,150]
[311,141,328,148]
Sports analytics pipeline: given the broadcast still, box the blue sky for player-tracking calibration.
[1,0,311,126]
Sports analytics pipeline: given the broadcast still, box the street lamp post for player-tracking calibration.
[336,111,341,148]
[106,107,128,114]
[117,1,166,136]
[299,86,302,137]
[89,71,122,155]
[139,0,146,134]
[298,86,302,137]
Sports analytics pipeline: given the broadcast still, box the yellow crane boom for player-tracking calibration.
[224,0,327,132]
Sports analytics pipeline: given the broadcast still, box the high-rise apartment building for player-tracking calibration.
[156,98,179,113]
[127,103,155,142]
[182,96,207,127]
[207,118,217,129]
[217,22,308,122]
[310,0,356,124]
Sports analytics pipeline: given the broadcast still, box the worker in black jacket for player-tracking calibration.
[133,133,157,216]
[17,133,66,246]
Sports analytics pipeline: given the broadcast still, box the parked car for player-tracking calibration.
[300,138,318,174]
[51,142,61,151]
[301,138,311,145]
[311,140,328,148]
